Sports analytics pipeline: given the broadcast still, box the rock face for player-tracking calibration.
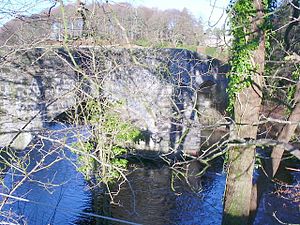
[0,47,228,154]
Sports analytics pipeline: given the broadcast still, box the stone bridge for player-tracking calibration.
[0,47,228,154]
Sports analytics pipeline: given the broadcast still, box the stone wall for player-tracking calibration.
[0,47,228,154]
[0,48,78,149]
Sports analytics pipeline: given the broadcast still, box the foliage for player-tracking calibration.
[226,0,275,114]
[74,99,143,184]
[226,0,257,113]
[75,141,95,179]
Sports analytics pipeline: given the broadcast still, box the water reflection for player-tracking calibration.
[1,122,227,225]
[110,166,176,225]
[4,122,297,225]
[89,163,225,225]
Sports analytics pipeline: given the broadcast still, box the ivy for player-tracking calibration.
[74,99,143,184]
[226,0,276,114]
[76,142,95,179]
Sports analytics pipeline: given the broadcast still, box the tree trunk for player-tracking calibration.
[269,81,300,176]
[222,78,263,225]
[222,0,265,224]
[248,81,300,224]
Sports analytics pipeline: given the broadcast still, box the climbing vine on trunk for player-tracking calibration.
[226,0,276,114]
[223,0,276,224]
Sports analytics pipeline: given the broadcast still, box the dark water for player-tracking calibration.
[90,164,225,225]
[0,123,299,225]
[254,170,300,225]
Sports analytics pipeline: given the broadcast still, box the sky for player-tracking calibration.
[0,0,229,28]
[124,0,229,28]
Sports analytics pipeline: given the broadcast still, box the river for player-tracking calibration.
[0,122,299,224]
